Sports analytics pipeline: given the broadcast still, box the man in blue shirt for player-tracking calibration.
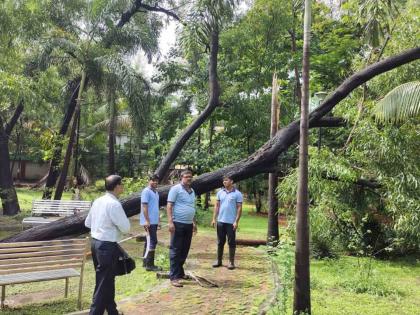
[140,174,162,272]
[211,175,243,270]
[166,170,197,287]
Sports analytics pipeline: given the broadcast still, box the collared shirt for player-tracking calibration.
[85,192,130,242]
[167,183,196,224]
[140,186,160,225]
[217,188,243,224]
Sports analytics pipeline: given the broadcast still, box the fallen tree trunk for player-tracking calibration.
[236,239,267,246]
[1,47,419,242]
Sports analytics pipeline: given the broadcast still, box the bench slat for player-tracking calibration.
[0,263,83,275]
[0,257,83,269]
[21,217,59,225]
[33,200,90,204]
[0,239,87,249]
[0,243,86,255]
[0,248,86,260]
[0,268,80,285]
[0,253,84,266]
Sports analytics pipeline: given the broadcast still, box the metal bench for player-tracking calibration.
[0,238,89,309]
[22,200,91,227]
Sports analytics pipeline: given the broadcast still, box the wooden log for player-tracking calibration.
[236,239,267,247]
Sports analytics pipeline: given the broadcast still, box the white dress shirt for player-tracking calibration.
[85,192,130,242]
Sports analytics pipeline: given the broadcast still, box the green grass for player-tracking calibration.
[271,255,420,315]
[195,201,269,240]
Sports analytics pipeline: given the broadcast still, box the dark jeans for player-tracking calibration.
[148,224,158,250]
[90,239,119,315]
[217,222,236,249]
[169,222,193,280]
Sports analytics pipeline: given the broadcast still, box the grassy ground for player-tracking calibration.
[270,250,420,315]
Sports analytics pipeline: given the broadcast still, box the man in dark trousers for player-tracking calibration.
[85,175,130,315]
[211,175,243,270]
[140,174,162,271]
[166,170,197,287]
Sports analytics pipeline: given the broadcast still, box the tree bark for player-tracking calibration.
[43,79,81,199]
[294,1,311,313]
[2,47,419,242]
[0,103,23,215]
[154,28,221,181]
[108,94,116,175]
[289,28,302,106]
[54,72,86,200]
[267,72,280,244]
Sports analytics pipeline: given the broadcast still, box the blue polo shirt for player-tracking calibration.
[140,186,160,225]
[217,188,243,224]
[167,183,196,224]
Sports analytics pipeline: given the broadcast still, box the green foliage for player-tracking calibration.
[121,177,149,196]
[267,234,295,315]
[374,81,420,123]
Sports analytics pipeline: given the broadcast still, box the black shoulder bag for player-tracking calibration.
[115,244,136,276]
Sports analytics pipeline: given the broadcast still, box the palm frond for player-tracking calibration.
[95,54,152,135]
[374,81,420,124]
[92,114,132,131]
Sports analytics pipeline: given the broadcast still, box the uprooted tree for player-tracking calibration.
[1,47,419,242]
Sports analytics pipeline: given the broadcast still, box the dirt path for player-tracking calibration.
[118,232,273,315]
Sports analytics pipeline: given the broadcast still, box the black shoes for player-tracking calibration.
[144,251,162,272]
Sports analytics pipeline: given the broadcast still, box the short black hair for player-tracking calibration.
[223,174,234,181]
[149,174,160,181]
[180,169,193,178]
[105,175,122,191]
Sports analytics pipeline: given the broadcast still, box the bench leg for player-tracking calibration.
[77,277,83,310]
[1,285,5,309]
[65,278,69,298]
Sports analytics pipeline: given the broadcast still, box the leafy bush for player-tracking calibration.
[268,234,294,315]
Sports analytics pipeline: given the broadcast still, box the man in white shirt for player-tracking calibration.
[85,175,130,315]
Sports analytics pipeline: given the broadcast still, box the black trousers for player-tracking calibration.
[217,222,236,249]
[169,222,193,280]
[148,224,158,250]
[90,239,119,315]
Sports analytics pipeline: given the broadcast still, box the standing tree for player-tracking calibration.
[0,103,23,215]
[294,0,312,313]
[267,72,280,243]
[54,72,87,200]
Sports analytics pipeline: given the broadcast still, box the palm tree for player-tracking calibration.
[41,0,163,198]
[294,0,312,313]
[374,81,420,123]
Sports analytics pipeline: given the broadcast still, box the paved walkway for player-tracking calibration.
[69,232,273,315]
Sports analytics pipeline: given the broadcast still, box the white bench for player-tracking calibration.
[0,238,89,309]
[22,200,91,227]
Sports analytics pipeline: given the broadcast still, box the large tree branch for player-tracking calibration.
[117,0,180,27]
[2,47,419,242]
[311,117,346,128]
[154,28,221,180]
[5,102,24,136]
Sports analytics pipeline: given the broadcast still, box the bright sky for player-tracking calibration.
[131,20,177,80]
